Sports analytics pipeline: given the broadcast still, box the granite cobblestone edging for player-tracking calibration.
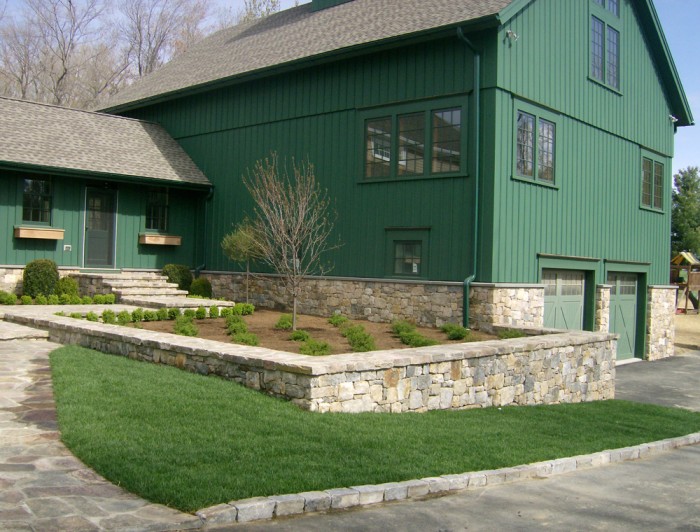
[2,308,617,413]
[193,432,700,526]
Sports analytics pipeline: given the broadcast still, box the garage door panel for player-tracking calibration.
[543,269,585,330]
[608,272,638,360]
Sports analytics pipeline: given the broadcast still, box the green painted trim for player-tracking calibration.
[511,98,561,187]
[496,0,536,25]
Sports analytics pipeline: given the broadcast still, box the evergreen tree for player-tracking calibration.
[671,166,700,257]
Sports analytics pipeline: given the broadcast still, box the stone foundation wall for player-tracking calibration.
[468,283,545,332]
[0,267,80,294]
[595,285,611,332]
[646,285,677,361]
[5,309,616,413]
[204,272,463,327]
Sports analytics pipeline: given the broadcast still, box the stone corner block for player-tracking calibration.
[195,503,237,525]
[376,482,408,501]
[269,494,306,517]
[299,491,331,513]
[351,484,386,505]
[231,496,276,523]
[440,473,470,491]
[326,487,360,509]
[402,479,430,498]
[421,476,451,494]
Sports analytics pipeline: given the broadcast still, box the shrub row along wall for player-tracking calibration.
[5,309,616,413]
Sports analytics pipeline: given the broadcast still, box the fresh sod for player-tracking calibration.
[50,346,700,513]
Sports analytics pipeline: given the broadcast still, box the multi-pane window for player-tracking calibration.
[641,157,664,210]
[516,110,556,184]
[146,188,169,231]
[394,241,422,276]
[22,178,52,224]
[590,1,621,90]
[364,101,463,180]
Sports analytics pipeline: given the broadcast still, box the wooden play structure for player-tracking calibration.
[671,252,700,314]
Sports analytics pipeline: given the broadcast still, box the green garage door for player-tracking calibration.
[543,269,585,330]
[607,272,638,360]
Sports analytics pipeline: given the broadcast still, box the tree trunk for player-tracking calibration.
[292,294,298,331]
[245,260,250,304]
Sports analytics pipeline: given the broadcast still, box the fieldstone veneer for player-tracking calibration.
[5,310,616,413]
[646,285,677,361]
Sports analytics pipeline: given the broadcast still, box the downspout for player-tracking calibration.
[457,27,481,328]
[195,186,214,276]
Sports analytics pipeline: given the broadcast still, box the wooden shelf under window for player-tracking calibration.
[14,226,64,240]
[138,233,182,246]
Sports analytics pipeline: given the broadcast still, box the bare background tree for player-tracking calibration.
[0,0,288,109]
[243,153,338,330]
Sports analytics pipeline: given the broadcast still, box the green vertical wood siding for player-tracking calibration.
[126,38,479,280]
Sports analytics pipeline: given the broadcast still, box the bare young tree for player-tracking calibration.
[221,218,261,304]
[118,0,209,78]
[243,153,338,330]
[0,20,42,100]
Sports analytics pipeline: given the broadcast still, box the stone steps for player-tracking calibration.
[115,287,188,297]
[71,271,191,302]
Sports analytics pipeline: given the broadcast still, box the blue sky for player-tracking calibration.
[4,0,697,173]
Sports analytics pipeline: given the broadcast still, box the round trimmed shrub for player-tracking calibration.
[56,276,79,297]
[163,264,193,292]
[23,259,59,297]
[20,295,33,305]
[190,277,212,298]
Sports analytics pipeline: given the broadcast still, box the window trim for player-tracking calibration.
[640,151,666,213]
[144,187,169,233]
[511,100,560,189]
[19,176,53,226]
[360,96,467,183]
[589,1,622,93]
[385,228,430,279]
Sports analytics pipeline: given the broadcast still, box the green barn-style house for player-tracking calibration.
[0,0,693,361]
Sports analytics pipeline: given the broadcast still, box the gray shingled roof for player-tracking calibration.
[0,97,210,186]
[101,0,512,111]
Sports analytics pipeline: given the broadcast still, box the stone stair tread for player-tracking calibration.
[104,280,177,288]
[120,296,235,308]
[116,288,188,296]
[0,321,49,341]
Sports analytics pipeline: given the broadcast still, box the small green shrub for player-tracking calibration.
[398,331,438,347]
[54,311,65,316]
[226,317,248,336]
[328,314,349,327]
[209,306,220,319]
[300,340,331,356]
[117,311,132,325]
[290,329,310,342]
[190,277,213,298]
[20,295,33,305]
[92,294,106,304]
[69,312,83,319]
[498,329,526,339]
[441,323,471,341]
[47,294,59,305]
[143,310,158,322]
[163,264,193,292]
[345,327,376,352]
[69,295,82,305]
[391,320,416,336]
[168,308,181,320]
[35,294,48,305]
[56,276,79,297]
[220,307,233,318]
[131,308,144,323]
[81,296,92,305]
[236,303,255,315]
[23,259,59,297]
[59,294,71,305]
[103,294,116,304]
[195,306,207,320]
[183,309,196,319]
[274,314,293,330]
[101,310,116,325]
[86,312,99,322]
[0,291,17,305]
[231,331,259,346]
[156,308,170,321]
[174,315,198,337]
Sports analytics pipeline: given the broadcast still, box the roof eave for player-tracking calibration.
[0,160,212,190]
[99,14,501,114]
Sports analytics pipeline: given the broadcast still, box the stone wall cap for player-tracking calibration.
[648,285,679,290]
[470,282,546,288]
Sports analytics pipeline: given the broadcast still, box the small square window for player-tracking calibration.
[394,241,422,276]
[22,177,52,224]
[146,188,169,232]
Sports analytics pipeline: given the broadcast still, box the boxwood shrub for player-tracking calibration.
[23,259,59,297]
[163,264,193,292]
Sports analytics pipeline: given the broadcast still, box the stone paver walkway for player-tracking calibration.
[0,323,202,531]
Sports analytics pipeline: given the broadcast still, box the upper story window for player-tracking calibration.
[22,177,52,224]
[363,98,465,181]
[590,1,620,90]
[146,188,169,232]
[515,107,557,185]
[641,156,664,211]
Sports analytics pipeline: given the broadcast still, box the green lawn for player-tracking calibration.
[50,346,700,513]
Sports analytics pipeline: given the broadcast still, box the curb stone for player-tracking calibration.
[196,432,700,528]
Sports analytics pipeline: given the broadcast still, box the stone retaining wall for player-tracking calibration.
[0,267,79,294]
[646,285,677,361]
[468,283,545,331]
[4,309,616,413]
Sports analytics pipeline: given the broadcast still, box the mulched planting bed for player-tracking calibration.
[137,309,496,354]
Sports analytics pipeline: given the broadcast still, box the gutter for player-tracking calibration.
[457,27,481,329]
